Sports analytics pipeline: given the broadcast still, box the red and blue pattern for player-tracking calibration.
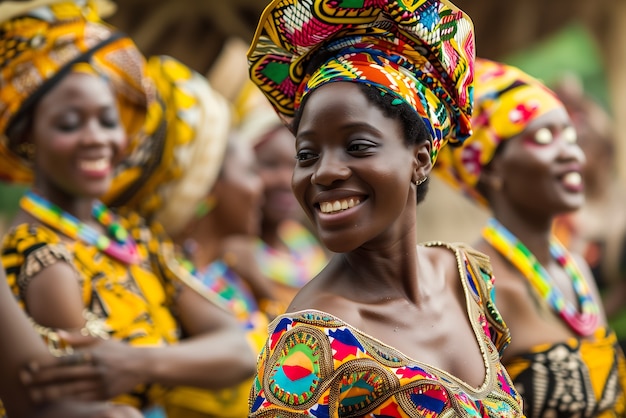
[249,244,524,417]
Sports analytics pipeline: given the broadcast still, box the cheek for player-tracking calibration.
[291,168,309,207]
[112,129,129,154]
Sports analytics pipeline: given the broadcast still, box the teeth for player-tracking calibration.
[320,198,361,214]
[80,158,108,171]
[563,172,582,187]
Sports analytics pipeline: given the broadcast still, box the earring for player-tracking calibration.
[17,142,36,161]
[414,177,427,186]
[490,177,503,191]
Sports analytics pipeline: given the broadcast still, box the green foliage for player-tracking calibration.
[503,22,610,111]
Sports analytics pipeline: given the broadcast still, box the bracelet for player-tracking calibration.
[28,309,111,357]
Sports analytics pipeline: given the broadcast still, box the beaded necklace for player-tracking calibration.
[20,191,140,265]
[180,257,258,328]
[482,218,600,336]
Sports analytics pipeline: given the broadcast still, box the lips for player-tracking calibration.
[78,157,111,177]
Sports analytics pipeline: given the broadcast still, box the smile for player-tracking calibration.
[561,171,582,188]
[79,158,110,172]
[319,197,361,214]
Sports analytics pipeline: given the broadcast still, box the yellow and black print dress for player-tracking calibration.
[1,208,247,416]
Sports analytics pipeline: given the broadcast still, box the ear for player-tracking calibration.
[412,140,432,183]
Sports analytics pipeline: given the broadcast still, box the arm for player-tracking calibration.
[0,262,141,418]
[137,282,257,389]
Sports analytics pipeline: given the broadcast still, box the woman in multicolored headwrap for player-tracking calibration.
[0,1,256,416]
[245,1,524,416]
[436,57,626,417]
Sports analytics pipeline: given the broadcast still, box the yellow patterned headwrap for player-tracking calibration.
[435,58,565,205]
[102,55,232,237]
[0,0,150,184]
[248,0,475,164]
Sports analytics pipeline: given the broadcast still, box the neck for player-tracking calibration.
[30,189,95,221]
[341,214,421,303]
[491,209,554,264]
[178,216,223,269]
[260,219,284,249]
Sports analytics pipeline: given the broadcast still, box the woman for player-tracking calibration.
[149,126,271,416]
[551,78,626,350]
[0,2,255,416]
[437,58,626,416]
[245,0,524,416]
[0,261,141,418]
[237,88,328,314]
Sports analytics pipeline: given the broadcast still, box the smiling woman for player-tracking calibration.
[245,0,525,416]
[0,1,255,416]
[436,58,626,417]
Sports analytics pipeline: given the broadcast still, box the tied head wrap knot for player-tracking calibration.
[247,0,475,164]
[0,0,150,184]
[435,58,566,205]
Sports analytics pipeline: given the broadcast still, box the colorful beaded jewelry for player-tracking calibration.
[482,218,600,336]
[20,191,140,265]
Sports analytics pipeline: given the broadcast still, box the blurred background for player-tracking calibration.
[1,0,625,241]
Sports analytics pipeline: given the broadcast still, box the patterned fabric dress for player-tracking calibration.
[249,243,525,417]
[505,328,626,417]
[1,208,243,416]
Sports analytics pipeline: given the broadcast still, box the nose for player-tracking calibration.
[557,135,586,165]
[82,118,111,145]
[311,149,351,186]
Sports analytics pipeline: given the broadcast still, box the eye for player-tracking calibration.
[100,109,120,128]
[295,149,318,162]
[347,140,376,154]
[561,126,577,144]
[533,127,553,145]
[56,113,81,132]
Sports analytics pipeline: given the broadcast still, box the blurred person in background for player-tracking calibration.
[438,58,626,417]
[0,261,142,418]
[0,2,255,416]
[143,114,272,415]
[551,75,626,352]
[236,82,329,316]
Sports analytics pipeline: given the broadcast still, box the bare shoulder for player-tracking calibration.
[417,242,468,284]
[286,262,361,326]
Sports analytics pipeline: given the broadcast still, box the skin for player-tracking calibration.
[175,139,276,306]
[288,82,489,388]
[10,73,256,404]
[0,262,141,418]
[254,125,303,249]
[253,124,324,305]
[475,107,608,364]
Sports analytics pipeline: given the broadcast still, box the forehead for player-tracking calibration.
[297,82,397,135]
[517,107,572,136]
[38,72,114,109]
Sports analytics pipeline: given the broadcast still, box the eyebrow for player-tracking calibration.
[298,121,384,139]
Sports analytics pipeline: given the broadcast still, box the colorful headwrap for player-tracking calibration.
[247,0,475,163]
[0,0,150,184]
[102,55,232,237]
[435,58,565,205]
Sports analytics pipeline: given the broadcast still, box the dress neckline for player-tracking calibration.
[273,242,499,397]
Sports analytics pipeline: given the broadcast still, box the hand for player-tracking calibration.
[21,332,148,404]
